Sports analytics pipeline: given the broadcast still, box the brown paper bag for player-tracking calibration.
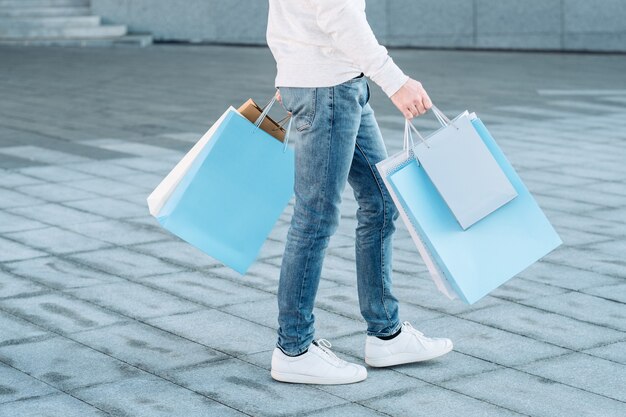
[238,98,287,142]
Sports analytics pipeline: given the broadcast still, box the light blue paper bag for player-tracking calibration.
[380,113,561,304]
[152,106,294,274]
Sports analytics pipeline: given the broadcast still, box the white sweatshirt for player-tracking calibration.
[266,0,409,98]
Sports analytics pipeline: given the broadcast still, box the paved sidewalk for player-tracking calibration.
[0,44,625,417]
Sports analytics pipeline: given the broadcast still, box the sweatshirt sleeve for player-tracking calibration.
[310,0,409,97]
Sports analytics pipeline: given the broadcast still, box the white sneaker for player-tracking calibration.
[364,321,453,367]
[271,339,367,385]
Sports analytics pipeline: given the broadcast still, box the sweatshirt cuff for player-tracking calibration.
[371,57,409,98]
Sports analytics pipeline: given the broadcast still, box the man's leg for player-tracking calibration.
[347,81,454,367]
[276,79,365,356]
[347,88,402,338]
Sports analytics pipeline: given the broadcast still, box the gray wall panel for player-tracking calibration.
[476,0,561,34]
[387,0,474,37]
[90,0,626,52]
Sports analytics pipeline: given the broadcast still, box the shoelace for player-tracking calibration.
[401,321,430,350]
[313,339,347,367]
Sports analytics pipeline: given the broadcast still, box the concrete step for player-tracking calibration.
[0,16,101,28]
[0,24,127,39]
[0,7,91,17]
[0,0,89,7]
[0,33,153,47]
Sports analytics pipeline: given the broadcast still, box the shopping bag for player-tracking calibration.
[412,106,517,230]
[377,121,459,300]
[377,113,562,304]
[147,108,233,217]
[147,98,295,274]
[238,98,287,142]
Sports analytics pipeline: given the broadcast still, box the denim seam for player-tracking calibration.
[354,139,393,329]
[292,86,330,355]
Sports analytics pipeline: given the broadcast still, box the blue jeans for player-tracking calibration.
[276,74,401,356]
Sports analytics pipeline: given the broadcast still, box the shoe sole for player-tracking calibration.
[271,370,366,385]
[364,343,454,367]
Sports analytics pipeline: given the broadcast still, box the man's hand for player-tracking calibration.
[390,78,432,119]
[275,89,282,105]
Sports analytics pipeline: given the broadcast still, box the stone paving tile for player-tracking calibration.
[68,247,184,280]
[392,350,504,384]
[109,156,175,174]
[520,291,626,332]
[320,368,435,403]
[488,277,570,301]
[588,238,626,260]
[520,261,623,291]
[90,141,176,159]
[72,375,247,417]
[0,362,57,404]
[16,165,96,183]
[585,207,626,225]
[117,172,164,192]
[63,196,147,219]
[7,202,107,227]
[0,336,144,391]
[0,210,47,233]
[0,170,44,187]
[210,264,315,293]
[148,309,277,357]
[442,368,626,417]
[549,213,624,239]
[65,177,147,198]
[517,352,626,402]
[148,271,274,308]
[0,311,49,346]
[3,256,122,290]
[5,226,112,255]
[362,382,524,417]
[0,393,108,417]
[0,236,46,262]
[222,296,364,341]
[61,160,144,179]
[64,219,167,246]
[0,272,46,300]
[542,246,625,277]
[386,315,567,367]
[299,403,389,417]
[15,182,101,203]
[171,358,347,417]
[581,283,626,308]
[460,302,625,350]
[131,241,224,269]
[0,145,91,165]
[316,274,498,319]
[552,225,612,247]
[72,321,227,374]
[583,341,626,365]
[0,292,124,335]
[68,281,201,320]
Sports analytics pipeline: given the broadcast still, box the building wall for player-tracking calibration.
[91,0,626,52]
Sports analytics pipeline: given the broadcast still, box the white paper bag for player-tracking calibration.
[376,121,459,300]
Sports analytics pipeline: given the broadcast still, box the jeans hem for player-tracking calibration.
[366,321,402,338]
[276,341,311,357]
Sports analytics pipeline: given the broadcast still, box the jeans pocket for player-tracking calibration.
[278,87,317,132]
